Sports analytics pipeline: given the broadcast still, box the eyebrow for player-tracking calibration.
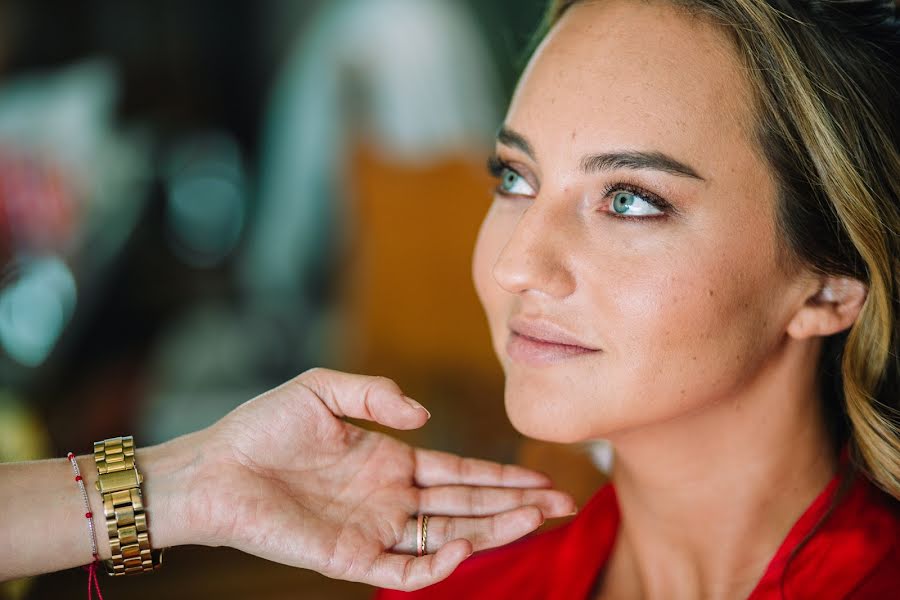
[496,125,706,182]
[496,126,536,160]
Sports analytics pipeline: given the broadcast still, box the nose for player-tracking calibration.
[491,201,576,299]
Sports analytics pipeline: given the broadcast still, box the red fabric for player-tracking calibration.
[377,468,899,599]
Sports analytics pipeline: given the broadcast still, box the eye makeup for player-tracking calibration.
[487,153,679,221]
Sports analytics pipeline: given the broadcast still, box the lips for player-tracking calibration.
[506,317,601,366]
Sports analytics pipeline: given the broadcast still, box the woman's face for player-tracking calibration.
[473,0,812,443]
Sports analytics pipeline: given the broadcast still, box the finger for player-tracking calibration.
[298,368,430,429]
[414,448,553,488]
[419,486,577,518]
[391,506,544,556]
[364,539,472,591]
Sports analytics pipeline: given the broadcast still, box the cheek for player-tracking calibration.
[599,230,784,423]
[617,269,763,380]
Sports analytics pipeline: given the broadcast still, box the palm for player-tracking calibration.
[198,369,576,591]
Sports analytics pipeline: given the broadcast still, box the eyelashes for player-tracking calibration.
[600,182,672,217]
[486,154,506,179]
[486,154,676,219]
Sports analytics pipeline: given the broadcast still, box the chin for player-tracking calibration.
[502,371,684,444]
[503,382,602,444]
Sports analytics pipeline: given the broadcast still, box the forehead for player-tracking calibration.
[507,0,758,180]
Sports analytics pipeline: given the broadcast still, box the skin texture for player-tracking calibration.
[473,1,866,598]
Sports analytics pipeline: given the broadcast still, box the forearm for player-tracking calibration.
[0,433,205,581]
[0,455,100,580]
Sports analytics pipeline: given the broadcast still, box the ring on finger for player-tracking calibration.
[416,514,430,556]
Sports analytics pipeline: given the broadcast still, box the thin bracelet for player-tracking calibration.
[68,452,105,600]
[66,452,99,562]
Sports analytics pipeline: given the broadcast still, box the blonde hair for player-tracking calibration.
[544,0,900,499]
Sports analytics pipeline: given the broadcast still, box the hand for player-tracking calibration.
[180,369,576,591]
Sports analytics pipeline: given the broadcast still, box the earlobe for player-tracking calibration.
[786,276,867,340]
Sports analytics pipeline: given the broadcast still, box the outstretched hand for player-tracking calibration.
[185,369,576,591]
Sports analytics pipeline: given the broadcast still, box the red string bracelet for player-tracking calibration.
[66,452,105,600]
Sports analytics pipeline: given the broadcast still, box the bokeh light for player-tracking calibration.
[0,255,76,367]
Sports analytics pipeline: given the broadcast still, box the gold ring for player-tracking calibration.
[416,514,430,557]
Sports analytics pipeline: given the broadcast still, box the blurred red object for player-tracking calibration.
[0,144,79,263]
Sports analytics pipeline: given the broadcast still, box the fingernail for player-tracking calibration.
[402,395,431,418]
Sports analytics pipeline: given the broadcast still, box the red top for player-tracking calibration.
[377,467,899,599]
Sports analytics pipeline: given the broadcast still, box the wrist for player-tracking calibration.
[135,431,210,551]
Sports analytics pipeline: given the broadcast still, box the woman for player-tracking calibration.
[4,0,896,596]
[379,0,899,597]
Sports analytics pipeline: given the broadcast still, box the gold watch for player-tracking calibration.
[93,436,164,575]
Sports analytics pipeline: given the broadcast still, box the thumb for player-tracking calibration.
[297,368,431,430]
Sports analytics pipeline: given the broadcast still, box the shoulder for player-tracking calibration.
[844,481,900,599]
[772,471,900,600]
[376,484,619,600]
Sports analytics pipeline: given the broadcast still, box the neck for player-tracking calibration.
[602,337,838,600]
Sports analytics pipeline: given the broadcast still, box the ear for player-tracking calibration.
[786,276,867,340]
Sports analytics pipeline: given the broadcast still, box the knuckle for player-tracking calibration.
[490,514,501,539]
[298,367,332,393]
[442,517,455,546]
[470,522,483,548]
[520,488,529,504]
[300,366,327,379]
[456,456,470,479]
[370,375,402,394]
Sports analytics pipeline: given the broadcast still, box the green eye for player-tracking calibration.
[501,169,521,193]
[496,167,535,196]
[608,188,664,217]
[613,191,636,214]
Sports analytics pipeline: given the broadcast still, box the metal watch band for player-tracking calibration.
[93,436,163,575]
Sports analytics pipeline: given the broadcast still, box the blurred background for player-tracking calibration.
[0,1,606,598]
